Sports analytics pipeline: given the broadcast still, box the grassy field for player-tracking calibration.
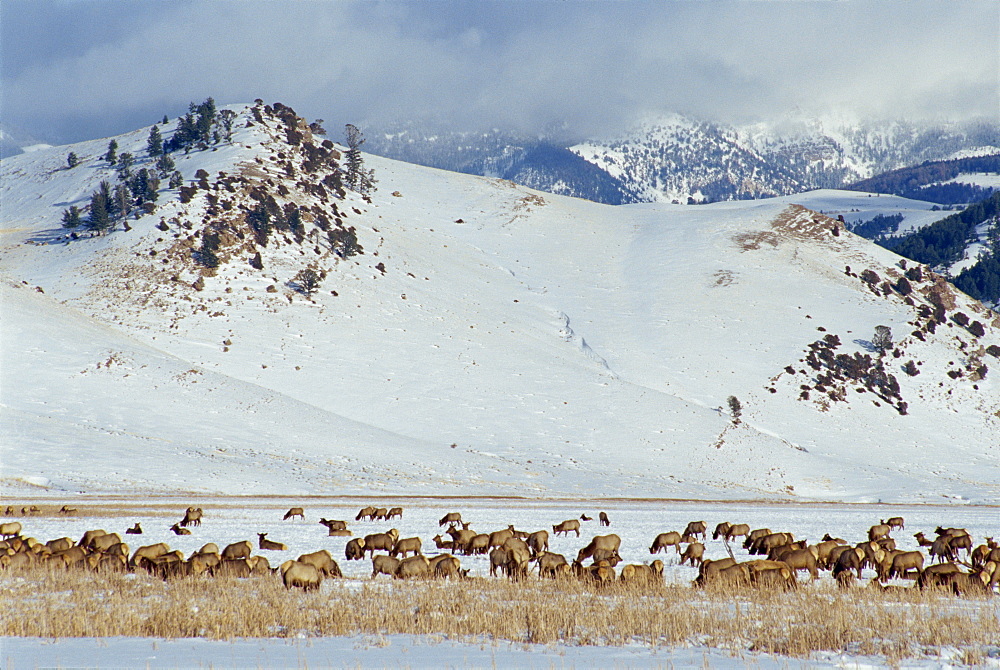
[2,564,997,664]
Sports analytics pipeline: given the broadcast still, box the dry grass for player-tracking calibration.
[2,565,997,663]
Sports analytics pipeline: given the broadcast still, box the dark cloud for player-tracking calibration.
[3,1,997,145]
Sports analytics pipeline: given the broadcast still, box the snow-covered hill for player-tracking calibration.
[2,102,998,502]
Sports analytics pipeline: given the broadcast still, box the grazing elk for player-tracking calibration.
[683,521,707,540]
[280,560,322,591]
[649,531,683,555]
[283,507,305,521]
[439,512,462,527]
[599,512,610,527]
[180,507,202,527]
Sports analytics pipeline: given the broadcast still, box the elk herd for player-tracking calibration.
[1,504,997,597]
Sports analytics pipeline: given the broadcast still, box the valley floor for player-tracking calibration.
[2,497,997,668]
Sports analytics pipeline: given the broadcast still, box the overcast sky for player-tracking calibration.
[2,0,998,145]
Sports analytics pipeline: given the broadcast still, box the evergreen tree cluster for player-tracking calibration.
[164,98,220,153]
[847,155,1000,205]
[879,191,1000,268]
[849,213,903,240]
[954,225,1000,305]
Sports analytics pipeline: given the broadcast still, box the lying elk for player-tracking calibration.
[258,533,288,551]
[125,523,143,535]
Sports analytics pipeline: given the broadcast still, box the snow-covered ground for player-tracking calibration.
[1,103,998,505]
[9,635,998,669]
[3,497,998,668]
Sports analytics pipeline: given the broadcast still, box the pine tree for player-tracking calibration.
[168,171,184,189]
[726,396,742,424]
[116,152,134,181]
[872,326,893,355]
[146,125,163,158]
[66,152,79,169]
[86,182,113,233]
[344,124,376,194]
[161,114,169,125]
[196,97,216,144]
[155,153,175,178]
[217,109,237,143]
[61,205,82,228]
[104,140,118,165]
[114,183,132,221]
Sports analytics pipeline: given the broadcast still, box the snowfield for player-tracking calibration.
[1,102,998,505]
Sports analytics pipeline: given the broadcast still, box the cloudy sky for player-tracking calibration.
[3,0,997,145]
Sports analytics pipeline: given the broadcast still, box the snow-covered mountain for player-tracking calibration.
[367,116,1000,205]
[2,102,998,502]
[0,123,52,159]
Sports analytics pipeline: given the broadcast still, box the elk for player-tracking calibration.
[180,507,202,527]
[649,531,682,555]
[258,533,288,551]
[280,560,322,591]
[683,521,707,540]
[282,507,305,521]
[126,523,143,535]
[439,512,462,527]
[552,519,581,537]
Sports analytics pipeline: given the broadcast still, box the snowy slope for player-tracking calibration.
[2,103,998,502]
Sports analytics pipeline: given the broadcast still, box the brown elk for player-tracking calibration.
[649,531,683,555]
[280,560,322,591]
[882,516,905,530]
[679,542,705,567]
[282,507,305,521]
[599,512,610,527]
[125,523,142,535]
[345,538,366,561]
[390,537,422,558]
[371,554,401,579]
[552,519,581,537]
[297,550,341,577]
[394,555,432,579]
[534,551,570,578]
[258,533,288,551]
[439,512,462,527]
[683,521,707,540]
[180,507,202,527]
[221,540,252,561]
[578,535,621,563]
